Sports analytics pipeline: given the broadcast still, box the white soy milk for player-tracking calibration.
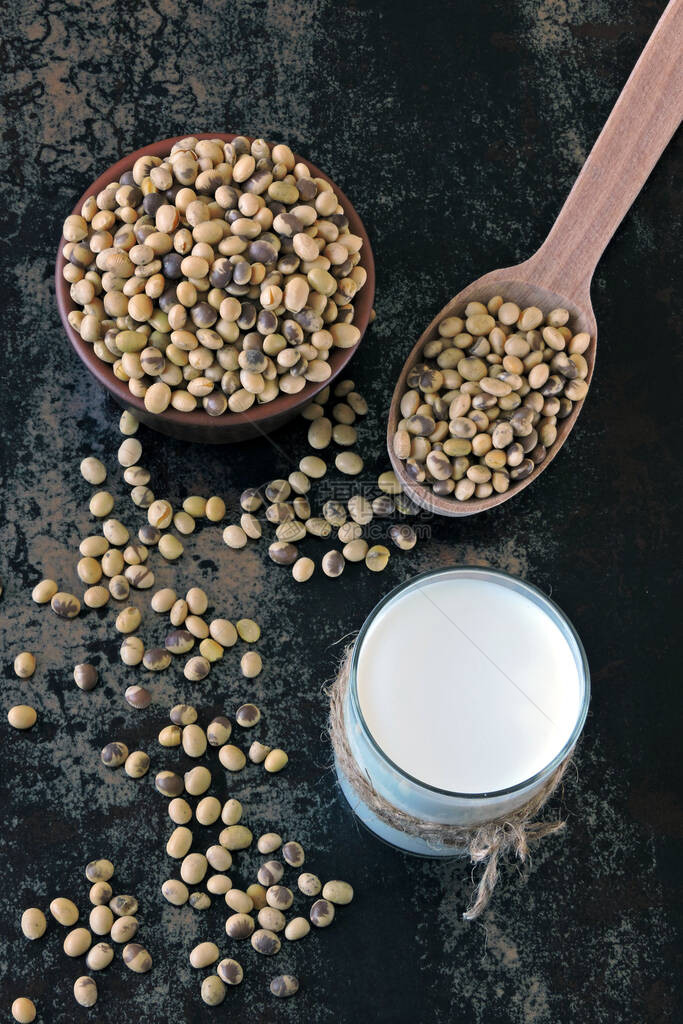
[356,574,583,794]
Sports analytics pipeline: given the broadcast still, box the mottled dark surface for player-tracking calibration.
[1,1,681,1022]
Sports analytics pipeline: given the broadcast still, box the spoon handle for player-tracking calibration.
[529,0,683,300]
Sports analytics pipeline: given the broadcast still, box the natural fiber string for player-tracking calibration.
[328,647,571,920]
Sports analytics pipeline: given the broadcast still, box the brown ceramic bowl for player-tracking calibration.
[56,133,375,443]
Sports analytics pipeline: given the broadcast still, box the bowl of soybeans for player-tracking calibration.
[56,133,375,443]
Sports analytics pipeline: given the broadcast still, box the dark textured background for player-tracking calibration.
[1,1,681,1022]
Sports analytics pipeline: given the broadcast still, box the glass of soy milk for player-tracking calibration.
[336,566,590,856]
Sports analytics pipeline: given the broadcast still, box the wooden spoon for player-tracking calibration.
[388,0,683,517]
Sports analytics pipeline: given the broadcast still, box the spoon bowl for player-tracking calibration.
[387,262,597,516]
[388,0,681,516]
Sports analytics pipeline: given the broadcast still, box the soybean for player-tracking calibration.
[389,523,417,550]
[282,841,305,867]
[51,591,80,618]
[158,534,183,560]
[256,909,284,937]
[249,740,271,764]
[110,915,138,943]
[299,454,327,478]
[190,941,219,968]
[89,491,114,517]
[184,655,210,681]
[86,859,114,882]
[235,702,260,727]
[184,765,211,795]
[89,905,114,935]
[257,832,282,854]
[258,861,284,886]
[226,913,254,939]
[119,410,139,435]
[221,798,243,825]
[8,705,37,730]
[205,496,226,521]
[207,874,232,894]
[251,928,281,955]
[143,647,171,671]
[219,824,252,850]
[182,723,207,757]
[50,897,79,926]
[84,585,109,608]
[120,636,144,666]
[86,941,114,970]
[310,897,335,927]
[224,524,248,549]
[210,618,237,647]
[74,663,98,691]
[181,853,208,885]
[170,703,197,725]
[266,885,293,911]
[236,617,260,641]
[343,538,368,562]
[322,550,345,577]
[264,748,288,773]
[171,598,189,622]
[125,750,150,777]
[168,797,192,824]
[247,883,268,910]
[226,889,253,914]
[366,544,390,572]
[322,879,354,904]
[122,942,152,973]
[117,438,142,468]
[155,770,184,797]
[335,451,364,475]
[219,744,247,774]
[161,879,189,906]
[207,845,232,872]
[110,894,137,917]
[132,493,155,515]
[32,578,57,604]
[270,974,300,998]
[11,999,36,1023]
[269,541,298,565]
[217,958,243,986]
[207,716,232,746]
[297,872,321,896]
[240,651,262,678]
[21,908,47,940]
[293,556,315,582]
[151,587,176,612]
[108,573,129,598]
[80,456,106,485]
[285,916,310,940]
[14,652,35,678]
[101,742,128,768]
[89,882,112,906]
[74,977,98,1007]
[201,976,226,1006]
[196,795,222,825]
[64,926,92,957]
[116,606,141,633]
[338,521,362,542]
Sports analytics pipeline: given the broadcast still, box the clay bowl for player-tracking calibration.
[56,133,375,443]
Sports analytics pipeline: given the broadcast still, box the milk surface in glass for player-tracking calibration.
[356,575,583,794]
